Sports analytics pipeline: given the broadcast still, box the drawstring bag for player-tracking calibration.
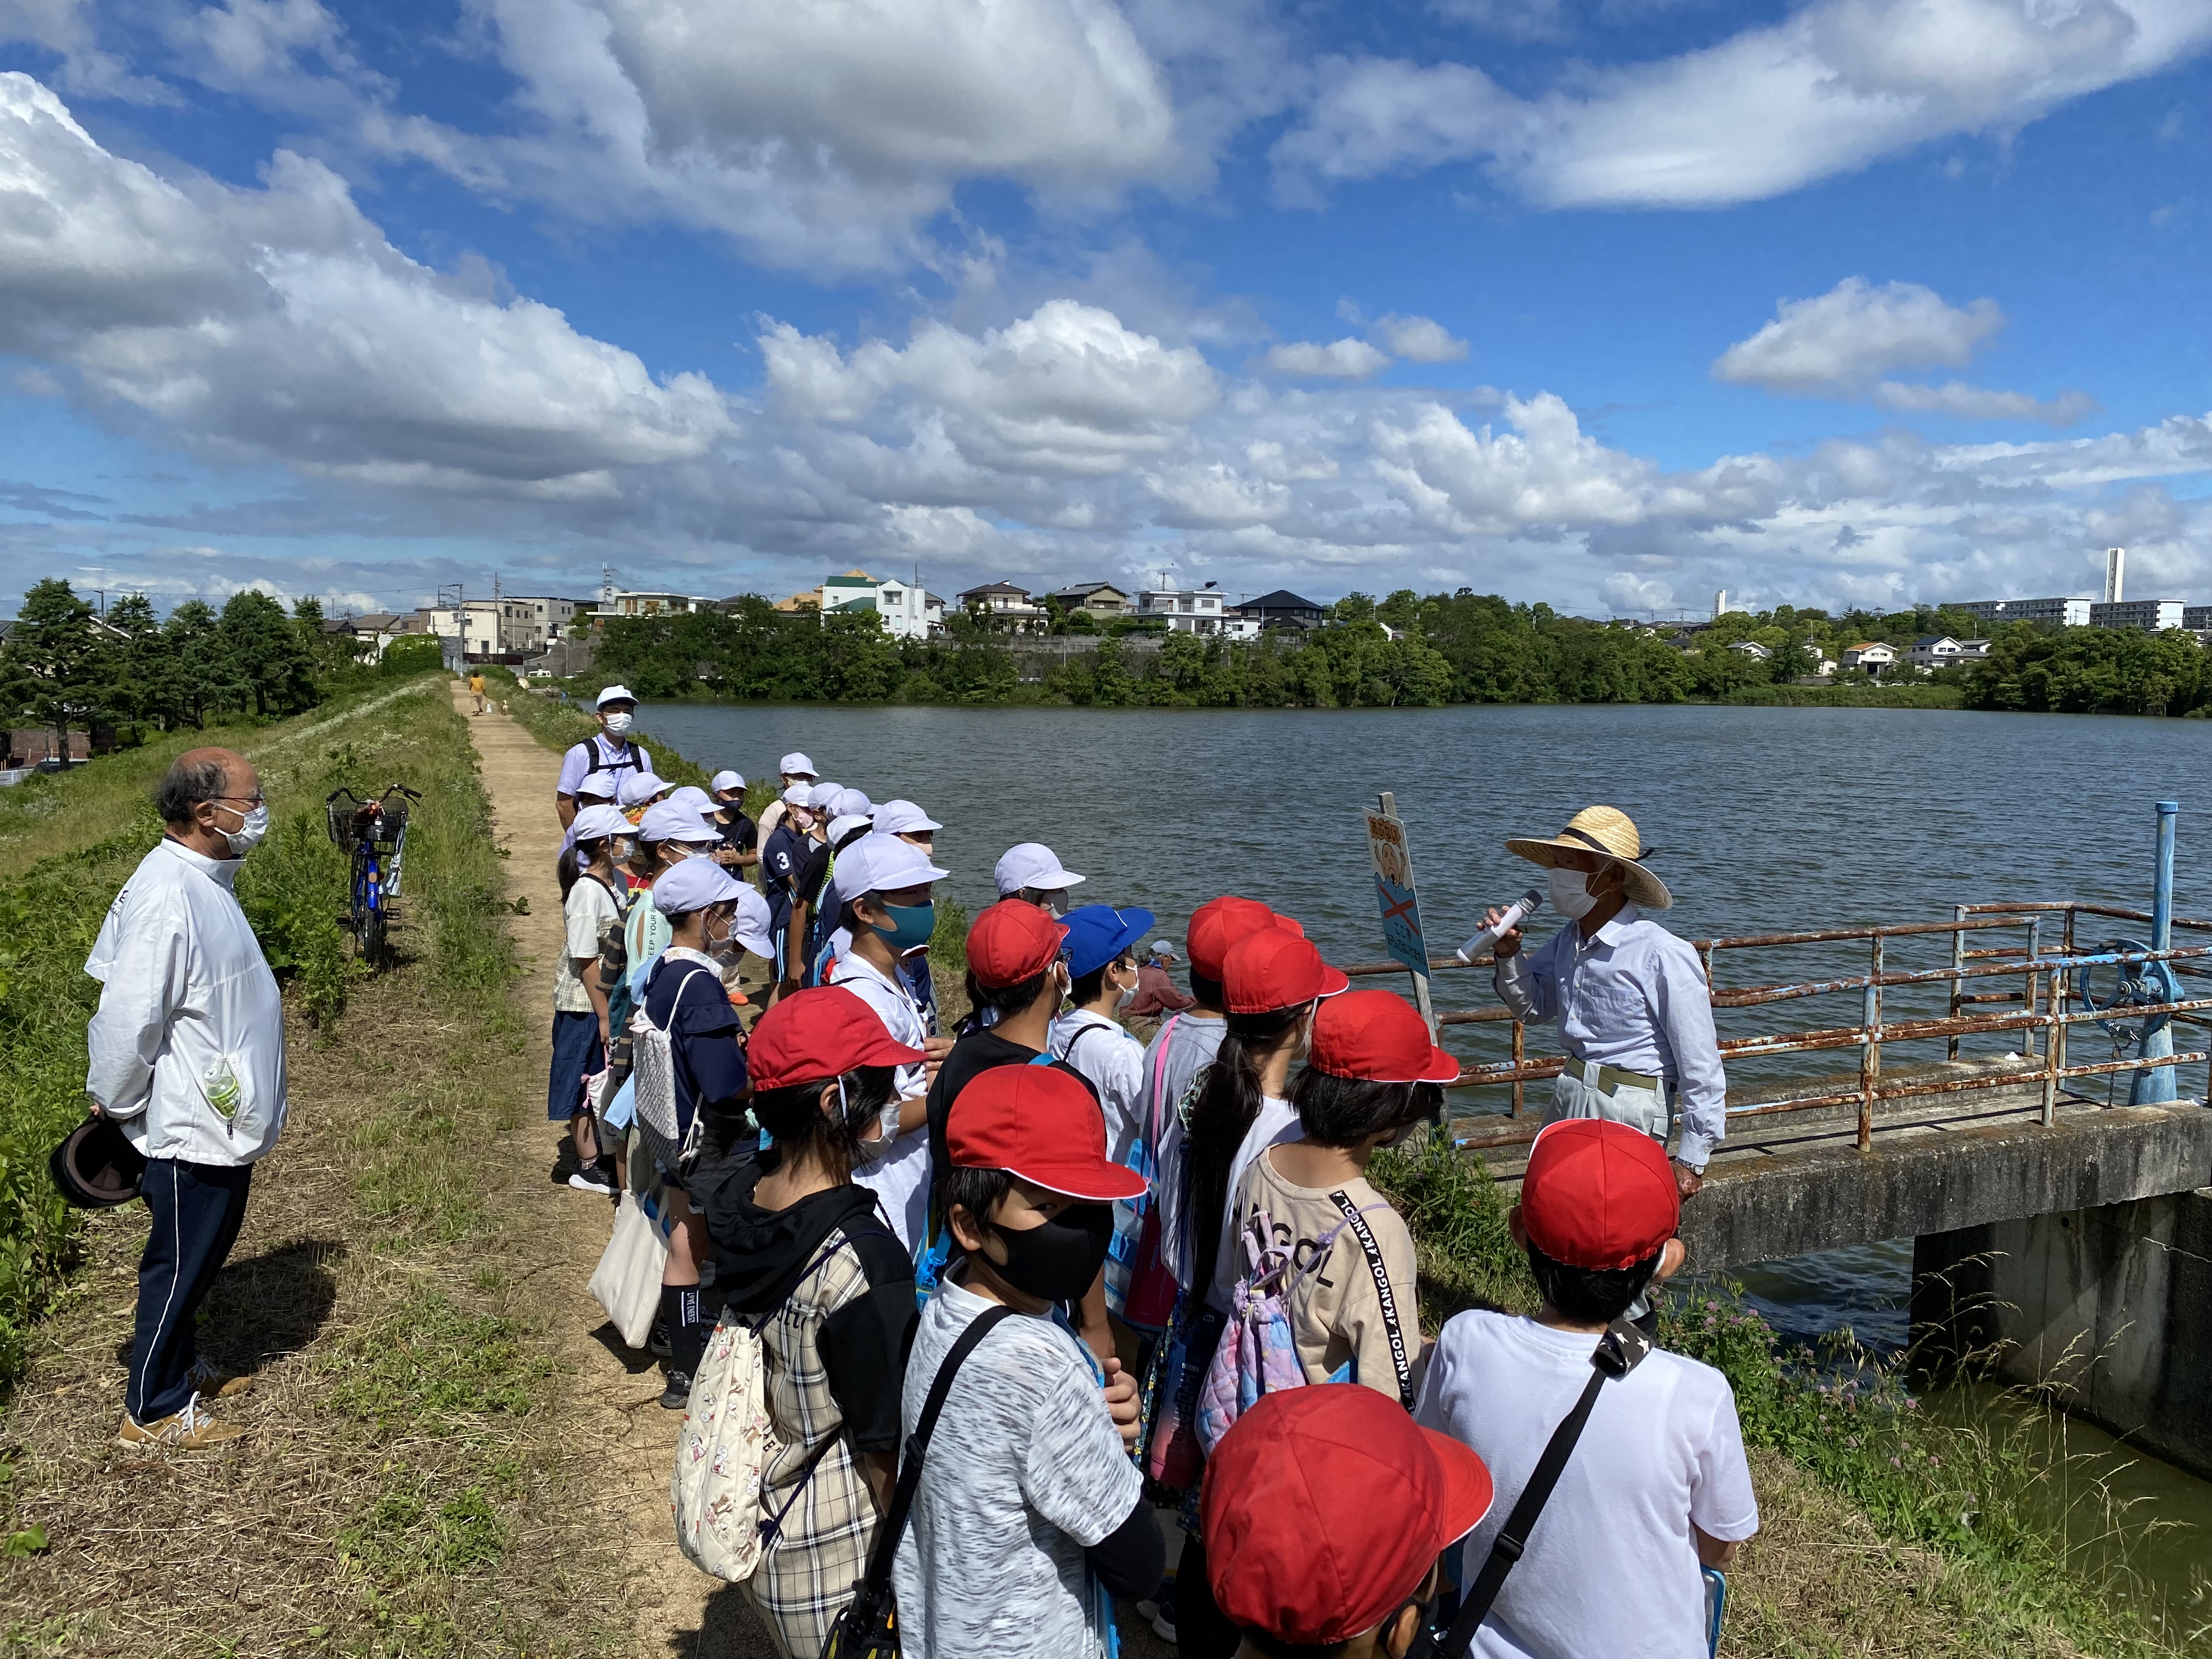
[630,965,715,1173]
[672,1237,851,1583]
[1105,1015,1186,1332]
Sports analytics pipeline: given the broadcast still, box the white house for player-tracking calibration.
[1728,640,1772,661]
[1909,635,1967,668]
[956,580,1047,627]
[819,569,939,640]
[421,601,503,657]
[593,590,712,619]
[1136,580,1229,634]
[1841,641,1897,676]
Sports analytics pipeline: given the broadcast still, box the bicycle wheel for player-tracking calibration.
[363,902,388,971]
[348,846,373,954]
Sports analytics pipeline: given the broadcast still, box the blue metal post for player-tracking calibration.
[2132,801,2180,1105]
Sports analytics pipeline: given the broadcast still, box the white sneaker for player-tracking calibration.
[118,1395,244,1448]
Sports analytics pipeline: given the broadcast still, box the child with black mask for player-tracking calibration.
[891,1065,1163,1659]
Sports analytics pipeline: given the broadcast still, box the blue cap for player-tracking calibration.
[1059,904,1156,979]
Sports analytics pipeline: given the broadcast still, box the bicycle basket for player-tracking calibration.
[325,793,363,850]
[371,797,410,846]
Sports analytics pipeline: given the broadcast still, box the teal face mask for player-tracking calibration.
[871,900,936,955]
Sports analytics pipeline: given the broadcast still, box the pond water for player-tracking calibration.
[637,697,2212,1602]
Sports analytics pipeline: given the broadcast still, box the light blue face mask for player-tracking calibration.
[871,899,936,955]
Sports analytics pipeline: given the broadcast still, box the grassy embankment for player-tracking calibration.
[0,678,625,1656]
[1373,1133,2208,1658]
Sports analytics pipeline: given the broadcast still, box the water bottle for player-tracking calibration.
[203,1058,242,1124]
[1456,888,1544,964]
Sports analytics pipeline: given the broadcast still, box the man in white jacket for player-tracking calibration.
[87,748,286,1448]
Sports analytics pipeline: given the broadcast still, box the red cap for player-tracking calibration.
[1311,989,1461,1085]
[747,986,926,1090]
[1221,926,1349,1014]
[1520,1118,1680,1269]
[1203,1387,1493,1646]
[946,1064,1148,1202]
[966,899,1069,989]
[1187,896,1280,980]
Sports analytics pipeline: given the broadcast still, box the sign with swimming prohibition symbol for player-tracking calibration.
[1364,792,1438,1035]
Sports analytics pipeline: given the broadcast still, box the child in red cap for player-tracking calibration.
[891,1064,1164,1658]
[1204,1385,1493,1658]
[1414,1119,1759,1659]
[1222,989,1460,1408]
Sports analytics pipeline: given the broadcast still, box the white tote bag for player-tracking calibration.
[589,1188,671,1351]
[670,1236,851,1582]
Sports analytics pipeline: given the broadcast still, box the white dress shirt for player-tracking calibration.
[84,837,287,1166]
[1494,904,1726,1167]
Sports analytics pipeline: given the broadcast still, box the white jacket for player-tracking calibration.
[84,837,288,1166]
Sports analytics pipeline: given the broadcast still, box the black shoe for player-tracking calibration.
[660,1370,693,1410]
[567,1164,616,1195]
[550,1140,582,1184]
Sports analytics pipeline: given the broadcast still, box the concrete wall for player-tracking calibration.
[1912,1188,2212,1480]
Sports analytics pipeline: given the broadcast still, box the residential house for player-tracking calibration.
[1729,640,1773,661]
[419,600,503,658]
[956,581,1047,627]
[1136,580,1229,634]
[818,569,938,640]
[1233,589,1328,630]
[592,590,712,619]
[1841,641,1897,676]
[496,595,583,651]
[1048,581,1130,619]
[1909,635,1968,668]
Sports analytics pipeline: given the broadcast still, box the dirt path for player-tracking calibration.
[453,685,774,1658]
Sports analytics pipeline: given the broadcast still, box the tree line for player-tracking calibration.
[0,579,442,760]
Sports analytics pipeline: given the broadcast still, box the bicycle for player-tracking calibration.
[325,783,421,970]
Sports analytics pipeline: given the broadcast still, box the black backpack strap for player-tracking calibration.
[846,1305,1018,1614]
[1414,1321,1652,1658]
[1329,1189,1415,1409]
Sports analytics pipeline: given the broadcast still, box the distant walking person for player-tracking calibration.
[555,685,653,829]
[469,669,487,714]
[85,749,285,1448]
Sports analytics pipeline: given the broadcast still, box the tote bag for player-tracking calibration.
[589,1187,672,1350]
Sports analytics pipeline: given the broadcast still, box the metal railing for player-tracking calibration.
[1340,902,2212,1155]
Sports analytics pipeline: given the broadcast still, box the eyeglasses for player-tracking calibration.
[213,792,267,808]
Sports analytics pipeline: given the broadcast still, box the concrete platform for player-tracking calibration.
[1454,1058,2212,1270]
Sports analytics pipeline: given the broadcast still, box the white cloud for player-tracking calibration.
[1143,460,1291,526]
[1274,0,2212,209]
[1261,337,1393,379]
[1372,312,1469,363]
[1870,380,2097,425]
[1712,277,2097,426]
[0,73,730,489]
[1601,572,1676,612]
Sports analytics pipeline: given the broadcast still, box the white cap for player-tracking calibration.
[827,813,873,845]
[835,832,949,900]
[640,799,720,844]
[781,782,814,806]
[873,799,941,834]
[729,887,775,958]
[570,804,630,843]
[573,771,619,800]
[667,785,716,816]
[596,684,637,708]
[995,842,1086,897]
[618,772,674,809]
[805,780,844,808]
[710,769,744,793]
[779,752,817,777]
[829,787,873,819]
[652,858,744,917]
[1150,939,1176,957]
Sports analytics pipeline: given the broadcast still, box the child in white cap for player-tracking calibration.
[994,842,1086,914]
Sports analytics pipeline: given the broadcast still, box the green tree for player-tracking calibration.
[165,599,239,727]
[220,590,317,715]
[0,579,115,763]
[105,593,177,732]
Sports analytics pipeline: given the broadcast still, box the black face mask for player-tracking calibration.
[988,1202,1113,1304]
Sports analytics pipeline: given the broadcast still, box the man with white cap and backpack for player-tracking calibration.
[555,685,652,829]
[826,832,955,1251]
[1480,805,1726,1204]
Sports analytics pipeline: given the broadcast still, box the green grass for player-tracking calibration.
[325,1290,550,1434]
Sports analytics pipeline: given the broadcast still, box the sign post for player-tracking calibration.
[1364,791,1437,1036]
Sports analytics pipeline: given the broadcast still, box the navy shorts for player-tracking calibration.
[548,1009,602,1121]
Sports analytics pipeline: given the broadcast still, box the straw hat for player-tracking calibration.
[1504,805,1672,911]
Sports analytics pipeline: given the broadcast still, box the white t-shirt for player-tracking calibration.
[1414,1310,1760,1659]
[892,1278,1139,1659]
[556,876,622,1014]
[1206,1094,1301,1313]
[830,951,932,1253]
[1049,1008,1146,1166]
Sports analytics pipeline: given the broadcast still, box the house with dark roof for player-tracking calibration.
[1048,581,1129,618]
[1232,589,1329,630]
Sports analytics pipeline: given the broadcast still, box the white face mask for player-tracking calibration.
[602,710,634,736]
[1548,867,1599,920]
[213,801,269,858]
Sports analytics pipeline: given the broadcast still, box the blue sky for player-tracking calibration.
[1,0,2208,620]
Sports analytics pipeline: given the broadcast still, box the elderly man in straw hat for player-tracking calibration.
[1479,806,1724,1205]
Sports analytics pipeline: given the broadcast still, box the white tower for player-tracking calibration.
[1713,588,1728,620]
[2104,547,2125,605]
